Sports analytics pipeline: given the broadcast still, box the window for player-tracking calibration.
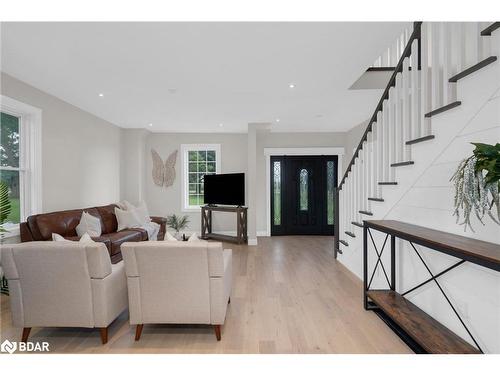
[299,168,308,211]
[326,161,335,225]
[273,160,281,225]
[1,113,21,226]
[0,96,42,237]
[181,144,220,211]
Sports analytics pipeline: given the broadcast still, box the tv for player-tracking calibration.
[203,173,245,206]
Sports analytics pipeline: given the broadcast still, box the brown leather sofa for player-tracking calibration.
[20,204,166,264]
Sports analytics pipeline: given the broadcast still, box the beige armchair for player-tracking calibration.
[1,241,128,344]
[121,241,232,341]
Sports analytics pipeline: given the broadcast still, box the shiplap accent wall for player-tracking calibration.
[340,58,500,352]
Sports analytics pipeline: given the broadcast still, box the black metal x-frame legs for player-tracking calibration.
[402,242,483,353]
[363,224,483,353]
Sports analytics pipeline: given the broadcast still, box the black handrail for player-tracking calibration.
[338,22,422,190]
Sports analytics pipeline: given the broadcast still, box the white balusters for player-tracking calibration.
[420,22,432,136]
[338,22,495,251]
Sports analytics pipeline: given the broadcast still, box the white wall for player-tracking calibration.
[144,133,248,233]
[1,73,122,213]
[338,58,500,353]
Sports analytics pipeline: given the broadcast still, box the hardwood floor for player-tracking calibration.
[0,236,411,353]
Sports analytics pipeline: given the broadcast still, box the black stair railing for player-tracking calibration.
[334,22,422,258]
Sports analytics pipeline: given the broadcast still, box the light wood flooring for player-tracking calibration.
[0,236,411,353]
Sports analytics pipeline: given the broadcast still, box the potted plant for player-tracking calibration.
[166,214,190,240]
[1,180,12,295]
[451,142,500,231]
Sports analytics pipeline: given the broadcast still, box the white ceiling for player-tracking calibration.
[1,22,408,133]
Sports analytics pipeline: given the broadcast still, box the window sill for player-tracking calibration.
[182,207,202,213]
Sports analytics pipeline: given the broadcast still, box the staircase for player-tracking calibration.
[334,21,500,352]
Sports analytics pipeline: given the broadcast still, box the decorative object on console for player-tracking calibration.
[451,143,500,231]
[76,211,102,237]
[166,214,190,239]
[151,149,178,188]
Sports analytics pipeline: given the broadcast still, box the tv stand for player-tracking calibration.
[201,205,248,244]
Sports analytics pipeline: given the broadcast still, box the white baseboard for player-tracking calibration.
[248,238,258,246]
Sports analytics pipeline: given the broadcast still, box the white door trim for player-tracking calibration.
[264,147,344,237]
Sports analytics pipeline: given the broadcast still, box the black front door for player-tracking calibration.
[271,155,337,235]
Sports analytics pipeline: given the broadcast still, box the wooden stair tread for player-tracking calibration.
[391,161,415,167]
[368,197,384,202]
[345,231,356,238]
[339,239,349,247]
[351,221,364,228]
[449,56,497,82]
[379,181,398,185]
[359,210,373,216]
[367,290,480,354]
[480,22,500,36]
[425,101,461,118]
[406,135,435,145]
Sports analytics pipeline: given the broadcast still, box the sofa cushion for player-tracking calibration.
[95,204,119,234]
[31,209,84,240]
[99,230,143,256]
[128,228,149,241]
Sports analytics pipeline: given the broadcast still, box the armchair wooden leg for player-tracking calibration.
[21,328,31,343]
[135,324,144,341]
[99,327,108,345]
[214,325,221,341]
[228,297,231,304]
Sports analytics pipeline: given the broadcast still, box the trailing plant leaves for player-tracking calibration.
[471,142,500,185]
[451,145,500,231]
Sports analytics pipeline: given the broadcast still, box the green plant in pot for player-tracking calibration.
[166,214,190,239]
[451,142,500,231]
[0,180,12,295]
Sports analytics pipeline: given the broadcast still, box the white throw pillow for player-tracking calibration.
[165,231,178,241]
[52,232,95,243]
[75,211,102,237]
[115,207,142,231]
[124,201,151,225]
[52,233,68,241]
[79,233,94,243]
[188,233,201,242]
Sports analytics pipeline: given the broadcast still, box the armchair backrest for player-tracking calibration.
[1,241,111,328]
[121,241,224,324]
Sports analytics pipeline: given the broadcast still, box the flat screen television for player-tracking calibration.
[203,173,245,206]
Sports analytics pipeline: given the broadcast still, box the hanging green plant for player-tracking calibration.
[450,143,500,231]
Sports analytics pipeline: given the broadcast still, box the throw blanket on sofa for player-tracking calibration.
[141,221,160,241]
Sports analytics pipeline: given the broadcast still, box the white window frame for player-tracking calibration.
[181,144,221,212]
[0,95,42,238]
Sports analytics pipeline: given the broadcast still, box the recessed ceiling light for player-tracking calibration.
[219,123,224,128]
[276,118,280,122]
[98,93,104,97]
[289,83,295,89]
[148,123,153,127]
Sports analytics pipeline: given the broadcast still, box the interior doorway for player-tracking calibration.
[270,155,337,235]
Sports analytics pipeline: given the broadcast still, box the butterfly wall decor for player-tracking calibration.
[151,149,178,188]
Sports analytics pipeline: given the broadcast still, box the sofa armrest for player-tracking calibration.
[91,261,128,327]
[150,216,167,240]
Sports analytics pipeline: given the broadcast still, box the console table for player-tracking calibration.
[363,220,500,354]
[201,205,248,244]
